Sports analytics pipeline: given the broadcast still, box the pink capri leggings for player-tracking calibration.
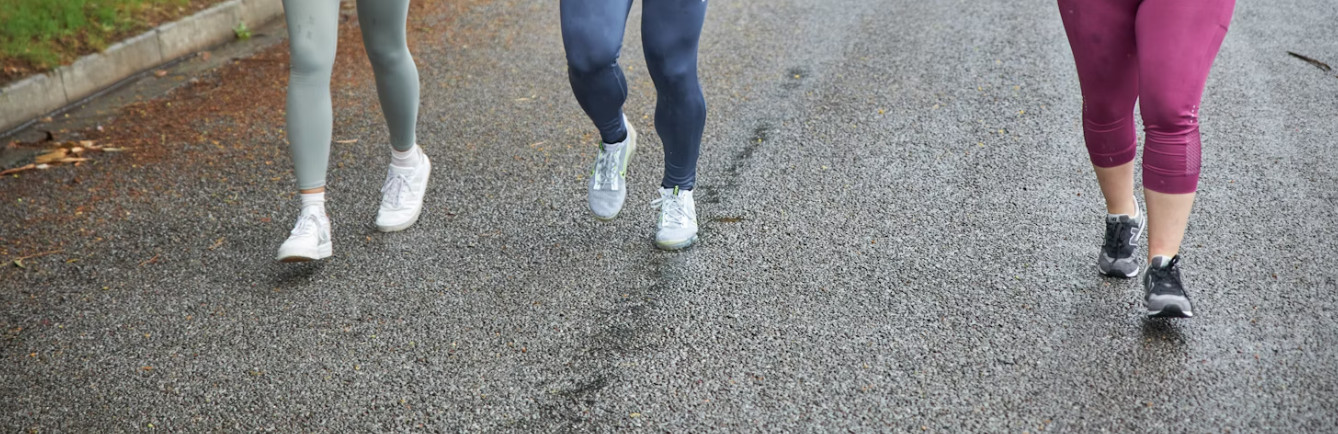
[1059,0,1235,194]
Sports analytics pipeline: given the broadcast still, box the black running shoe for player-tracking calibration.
[1098,213,1143,278]
[1143,255,1194,318]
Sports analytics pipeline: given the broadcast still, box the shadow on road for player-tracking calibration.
[1140,317,1187,348]
[268,261,326,289]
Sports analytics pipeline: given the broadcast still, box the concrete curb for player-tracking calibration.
[0,0,284,135]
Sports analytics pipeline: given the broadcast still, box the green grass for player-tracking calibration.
[0,0,189,70]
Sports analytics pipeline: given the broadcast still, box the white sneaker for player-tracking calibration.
[651,187,698,250]
[276,208,332,262]
[588,116,637,220]
[376,147,431,232]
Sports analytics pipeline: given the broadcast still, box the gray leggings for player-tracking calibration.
[283,0,419,190]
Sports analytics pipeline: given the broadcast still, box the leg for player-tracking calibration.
[282,0,341,192]
[561,0,634,144]
[1135,0,1234,259]
[1058,0,1140,215]
[358,0,431,232]
[642,0,708,190]
[357,0,419,152]
[277,0,339,261]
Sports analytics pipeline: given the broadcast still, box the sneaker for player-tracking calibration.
[1143,255,1194,318]
[376,147,431,232]
[276,208,332,262]
[588,116,637,220]
[1098,213,1143,277]
[651,187,698,250]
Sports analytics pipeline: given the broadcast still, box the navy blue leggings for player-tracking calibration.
[560,0,707,190]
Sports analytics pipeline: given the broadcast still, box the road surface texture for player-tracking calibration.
[3,0,1336,431]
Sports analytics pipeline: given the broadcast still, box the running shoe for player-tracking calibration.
[376,147,432,232]
[588,116,637,220]
[1143,255,1194,318]
[652,186,698,250]
[276,208,332,262]
[1098,213,1143,277]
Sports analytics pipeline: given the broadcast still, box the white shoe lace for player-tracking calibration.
[290,212,323,237]
[593,145,621,190]
[651,192,693,229]
[381,172,411,209]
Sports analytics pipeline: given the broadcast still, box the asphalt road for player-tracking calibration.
[3,0,1337,431]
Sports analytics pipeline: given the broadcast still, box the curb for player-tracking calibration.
[0,0,285,135]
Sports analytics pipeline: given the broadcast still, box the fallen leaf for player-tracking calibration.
[154,70,168,77]
[35,149,68,164]
[138,254,160,267]
[0,164,35,175]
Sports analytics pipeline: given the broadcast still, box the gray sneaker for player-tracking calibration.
[1144,255,1193,318]
[1098,213,1143,277]
[588,116,637,220]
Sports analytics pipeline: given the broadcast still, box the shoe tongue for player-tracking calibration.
[1150,255,1173,268]
[1106,214,1129,223]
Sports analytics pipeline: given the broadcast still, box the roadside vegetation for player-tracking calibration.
[0,0,223,85]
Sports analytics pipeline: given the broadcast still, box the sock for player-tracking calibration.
[1150,255,1172,268]
[391,145,421,168]
[601,140,626,153]
[1109,198,1140,220]
[300,192,325,214]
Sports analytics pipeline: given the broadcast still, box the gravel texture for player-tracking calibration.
[2,0,1336,431]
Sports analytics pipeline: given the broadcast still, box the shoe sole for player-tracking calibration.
[377,212,421,232]
[1148,305,1194,318]
[276,243,332,262]
[655,235,698,251]
[1099,265,1140,278]
[377,158,431,232]
[589,119,637,221]
[1146,295,1194,318]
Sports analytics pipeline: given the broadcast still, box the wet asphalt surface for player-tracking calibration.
[3,0,1338,431]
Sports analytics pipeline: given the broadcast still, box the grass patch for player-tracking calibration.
[0,0,223,85]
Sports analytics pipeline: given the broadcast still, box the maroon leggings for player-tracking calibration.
[1059,0,1235,194]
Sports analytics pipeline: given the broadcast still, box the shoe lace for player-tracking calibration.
[1103,219,1129,257]
[381,172,411,208]
[1147,255,1183,294]
[594,145,620,190]
[651,192,691,229]
[290,212,321,236]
